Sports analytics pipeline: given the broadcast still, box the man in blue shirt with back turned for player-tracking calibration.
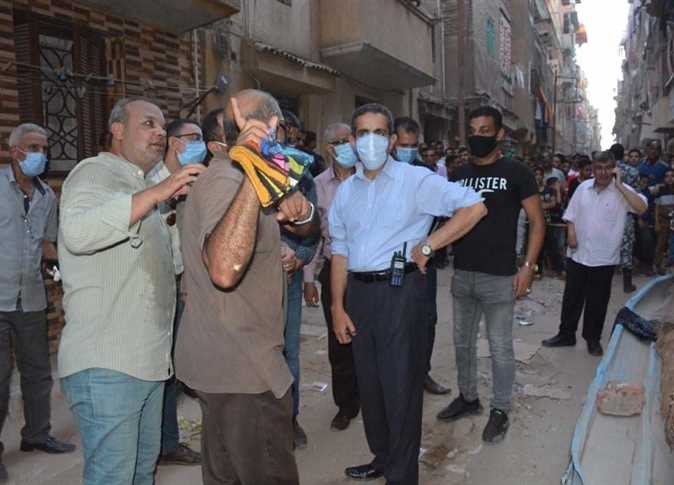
[328,103,486,485]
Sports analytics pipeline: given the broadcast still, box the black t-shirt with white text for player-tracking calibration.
[450,158,538,276]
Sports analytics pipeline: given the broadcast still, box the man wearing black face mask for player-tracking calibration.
[439,106,545,444]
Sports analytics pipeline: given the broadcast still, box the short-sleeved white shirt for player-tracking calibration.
[563,179,646,267]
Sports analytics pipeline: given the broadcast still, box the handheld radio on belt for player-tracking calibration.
[389,242,407,287]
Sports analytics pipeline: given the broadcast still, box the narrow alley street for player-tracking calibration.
[2,268,645,485]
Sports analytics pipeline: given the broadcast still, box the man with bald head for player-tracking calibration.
[58,97,205,485]
[176,89,315,485]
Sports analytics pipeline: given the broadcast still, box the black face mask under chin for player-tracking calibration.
[468,135,498,158]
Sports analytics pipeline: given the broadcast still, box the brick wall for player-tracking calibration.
[0,0,205,352]
[0,0,204,162]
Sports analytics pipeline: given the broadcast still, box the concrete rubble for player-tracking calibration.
[595,381,646,417]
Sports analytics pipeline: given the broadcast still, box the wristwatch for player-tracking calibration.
[523,261,539,272]
[421,241,434,257]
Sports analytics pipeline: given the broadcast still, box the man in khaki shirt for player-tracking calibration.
[176,89,317,485]
[58,97,205,485]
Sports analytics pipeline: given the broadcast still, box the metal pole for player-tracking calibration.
[573,79,578,151]
[551,70,558,153]
[192,30,201,121]
[457,0,466,145]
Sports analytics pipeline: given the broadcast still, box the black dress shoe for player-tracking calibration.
[424,374,451,395]
[20,436,76,454]
[345,463,383,480]
[587,341,604,357]
[541,334,576,347]
[331,412,351,431]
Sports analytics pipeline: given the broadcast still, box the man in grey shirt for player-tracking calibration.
[0,123,75,482]
[58,98,205,485]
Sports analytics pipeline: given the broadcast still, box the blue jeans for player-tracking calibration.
[284,271,303,418]
[61,368,165,485]
[451,270,515,411]
[670,231,674,263]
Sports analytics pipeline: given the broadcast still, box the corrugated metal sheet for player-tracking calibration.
[563,275,674,485]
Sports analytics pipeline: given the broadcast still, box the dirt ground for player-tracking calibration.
[1,267,646,485]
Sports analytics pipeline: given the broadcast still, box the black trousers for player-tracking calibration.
[346,271,428,485]
[197,390,298,485]
[319,263,360,417]
[636,223,656,265]
[0,310,53,445]
[559,258,616,343]
[538,226,565,274]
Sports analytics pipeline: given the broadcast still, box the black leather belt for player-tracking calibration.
[351,263,418,283]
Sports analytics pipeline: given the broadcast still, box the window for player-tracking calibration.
[499,15,512,79]
[14,11,107,173]
[486,17,496,57]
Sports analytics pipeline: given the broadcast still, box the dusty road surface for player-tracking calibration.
[2,267,645,484]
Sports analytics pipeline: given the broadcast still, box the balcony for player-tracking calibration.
[77,0,240,33]
[318,0,435,91]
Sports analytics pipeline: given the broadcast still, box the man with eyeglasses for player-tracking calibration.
[329,103,486,484]
[543,151,648,356]
[303,122,360,432]
[0,123,75,482]
[148,118,205,467]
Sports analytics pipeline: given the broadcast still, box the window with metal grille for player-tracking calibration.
[499,15,512,79]
[14,11,107,174]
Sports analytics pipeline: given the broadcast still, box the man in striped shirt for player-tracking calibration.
[58,97,205,485]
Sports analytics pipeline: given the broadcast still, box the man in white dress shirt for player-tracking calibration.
[542,150,648,356]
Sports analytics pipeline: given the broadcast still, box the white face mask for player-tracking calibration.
[356,133,390,171]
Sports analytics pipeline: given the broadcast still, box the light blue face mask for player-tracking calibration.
[334,143,358,168]
[177,141,207,166]
[19,152,47,177]
[356,133,390,171]
[396,147,418,164]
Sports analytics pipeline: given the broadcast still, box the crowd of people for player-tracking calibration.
[411,140,674,289]
[0,87,671,485]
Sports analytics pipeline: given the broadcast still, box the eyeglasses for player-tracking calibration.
[173,133,203,142]
[329,138,351,146]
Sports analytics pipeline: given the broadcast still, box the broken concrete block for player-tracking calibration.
[596,382,645,417]
[419,444,450,469]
